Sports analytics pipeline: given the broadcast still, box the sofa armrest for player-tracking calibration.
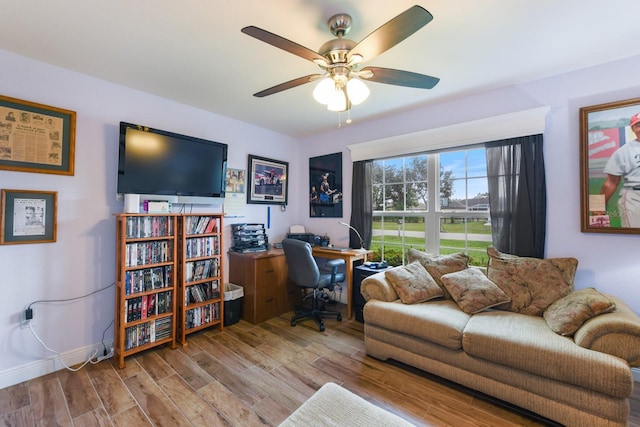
[360,270,399,302]
[574,296,640,367]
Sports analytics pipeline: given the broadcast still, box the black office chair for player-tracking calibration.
[282,238,344,331]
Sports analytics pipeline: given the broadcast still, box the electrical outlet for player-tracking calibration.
[96,347,114,363]
[20,308,35,329]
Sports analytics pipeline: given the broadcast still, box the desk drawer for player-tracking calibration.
[256,257,287,286]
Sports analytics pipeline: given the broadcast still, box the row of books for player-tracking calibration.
[184,216,219,235]
[126,241,173,267]
[184,236,220,259]
[124,317,172,350]
[184,259,220,282]
[124,266,173,295]
[185,302,219,329]
[126,216,173,239]
[186,280,220,305]
[124,291,172,323]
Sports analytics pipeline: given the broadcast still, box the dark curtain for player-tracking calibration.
[349,160,373,249]
[485,134,546,258]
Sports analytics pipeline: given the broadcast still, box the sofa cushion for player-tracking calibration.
[462,310,632,397]
[407,249,469,299]
[544,288,616,336]
[486,247,577,316]
[363,299,471,350]
[440,268,511,314]
[385,261,444,304]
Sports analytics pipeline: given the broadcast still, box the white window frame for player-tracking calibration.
[372,150,490,264]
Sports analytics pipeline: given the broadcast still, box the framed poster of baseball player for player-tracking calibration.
[580,97,640,234]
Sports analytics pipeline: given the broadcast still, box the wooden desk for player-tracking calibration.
[311,247,372,320]
[228,249,298,324]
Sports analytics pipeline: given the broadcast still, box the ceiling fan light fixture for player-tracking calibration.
[312,77,336,105]
[327,87,348,112]
[346,77,370,105]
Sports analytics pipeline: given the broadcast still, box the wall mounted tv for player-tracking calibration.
[117,122,228,205]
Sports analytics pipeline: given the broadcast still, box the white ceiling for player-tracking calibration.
[1,1,640,138]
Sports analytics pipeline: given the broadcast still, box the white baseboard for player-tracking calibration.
[0,341,112,389]
[633,367,640,382]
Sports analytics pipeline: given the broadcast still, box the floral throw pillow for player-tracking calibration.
[486,246,578,316]
[543,288,616,336]
[385,261,444,304]
[441,268,511,314]
[407,249,469,299]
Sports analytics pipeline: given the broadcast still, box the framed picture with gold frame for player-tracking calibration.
[580,97,640,234]
[0,95,76,175]
[0,189,58,244]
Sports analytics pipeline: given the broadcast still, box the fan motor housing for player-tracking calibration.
[319,38,355,64]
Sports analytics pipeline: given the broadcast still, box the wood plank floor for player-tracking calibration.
[1,305,639,426]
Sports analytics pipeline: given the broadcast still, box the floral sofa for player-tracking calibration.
[360,247,640,427]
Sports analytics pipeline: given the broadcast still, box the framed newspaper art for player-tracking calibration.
[1,189,58,244]
[247,155,288,205]
[580,97,640,234]
[0,95,76,176]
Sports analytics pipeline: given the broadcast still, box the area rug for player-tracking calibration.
[279,382,415,427]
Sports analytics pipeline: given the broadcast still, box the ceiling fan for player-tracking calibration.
[241,5,439,113]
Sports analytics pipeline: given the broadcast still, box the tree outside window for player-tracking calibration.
[371,147,491,267]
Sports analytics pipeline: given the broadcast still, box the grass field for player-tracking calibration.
[371,218,491,266]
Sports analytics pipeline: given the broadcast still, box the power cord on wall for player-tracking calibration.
[25,282,115,372]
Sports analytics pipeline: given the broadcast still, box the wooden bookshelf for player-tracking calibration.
[177,214,224,345]
[114,214,179,369]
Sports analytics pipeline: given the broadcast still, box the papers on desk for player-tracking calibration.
[320,246,351,252]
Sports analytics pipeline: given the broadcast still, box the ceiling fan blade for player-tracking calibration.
[242,26,327,65]
[348,5,433,63]
[360,67,440,89]
[253,74,323,97]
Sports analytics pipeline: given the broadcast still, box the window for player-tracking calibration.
[371,147,491,267]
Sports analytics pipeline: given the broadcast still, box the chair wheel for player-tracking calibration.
[319,323,325,332]
[291,320,297,327]
[337,314,342,322]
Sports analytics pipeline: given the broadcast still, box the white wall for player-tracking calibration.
[299,54,640,318]
[0,50,298,386]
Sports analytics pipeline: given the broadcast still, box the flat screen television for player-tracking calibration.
[117,122,228,204]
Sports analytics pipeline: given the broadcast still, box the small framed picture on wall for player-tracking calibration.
[247,155,288,205]
[1,189,58,244]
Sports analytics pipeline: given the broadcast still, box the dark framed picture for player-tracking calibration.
[309,152,343,218]
[0,95,76,176]
[247,155,288,205]
[580,97,640,234]
[1,189,58,244]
